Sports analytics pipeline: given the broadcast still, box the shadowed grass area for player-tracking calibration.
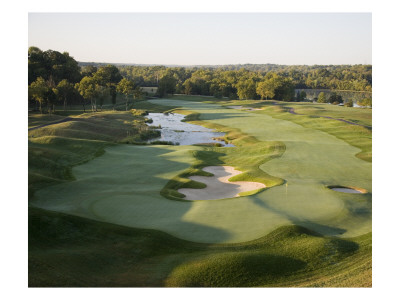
[29,207,371,287]
[28,114,69,128]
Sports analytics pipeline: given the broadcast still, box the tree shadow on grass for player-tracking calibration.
[32,144,233,244]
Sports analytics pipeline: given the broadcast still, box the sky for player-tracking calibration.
[28,13,371,65]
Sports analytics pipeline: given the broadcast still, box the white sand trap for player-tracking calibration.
[178,166,266,200]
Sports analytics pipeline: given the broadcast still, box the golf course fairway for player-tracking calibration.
[31,99,371,244]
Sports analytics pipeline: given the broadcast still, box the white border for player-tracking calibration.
[2,1,399,299]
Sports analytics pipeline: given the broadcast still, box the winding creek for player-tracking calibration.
[148,112,234,147]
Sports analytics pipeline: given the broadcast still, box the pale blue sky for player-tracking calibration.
[28,13,371,65]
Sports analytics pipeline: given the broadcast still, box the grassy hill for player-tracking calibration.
[28,96,371,286]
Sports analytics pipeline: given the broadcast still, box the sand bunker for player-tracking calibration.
[178,166,266,200]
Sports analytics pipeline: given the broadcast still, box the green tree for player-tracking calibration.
[28,76,57,114]
[317,92,327,103]
[93,65,122,87]
[81,65,98,77]
[109,85,117,110]
[358,98,372,107]
[236,78,257,100]
[77,76,99,112]
[274,77,295,101]
[46,88,57,114]
[96,85,109,111]
[54,79,74,111]
[133,86,143,100]
[345,99,353,107]
[158,72,177,97]
[29,77,48,114]
[328,92,343,104]
[117,78,135,111]
[183,80,193,95]
[256,80,275,100]
[295,90,307,102]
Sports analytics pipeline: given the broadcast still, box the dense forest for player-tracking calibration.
[117,63,372,93]
[29,47,372,113]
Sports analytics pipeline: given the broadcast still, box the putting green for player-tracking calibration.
[32,99,371,243]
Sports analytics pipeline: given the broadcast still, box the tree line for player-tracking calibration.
[29,47,372,113]
[28,47,142,113]
[118,63,372,95]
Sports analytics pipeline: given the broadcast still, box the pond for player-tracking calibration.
[327,185,367,194]
[148,113,234,147]
[330,187,363,194]
[226,105,263,111]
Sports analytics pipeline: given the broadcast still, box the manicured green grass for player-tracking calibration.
[29,96,371,286]
[254,102,372,162]
[31,98,371,243]
[171,96,372,161]
[29,207,371,287]
[284,102,371,127]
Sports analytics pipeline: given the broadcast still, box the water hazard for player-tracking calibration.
[148,113,234,147]
[330,187,363,194]
[328,185,367,194]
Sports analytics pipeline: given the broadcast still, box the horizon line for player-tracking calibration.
[77,60,373,67]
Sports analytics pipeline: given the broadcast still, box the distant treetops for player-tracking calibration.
[28,47,141,113]
[28,47,372,114]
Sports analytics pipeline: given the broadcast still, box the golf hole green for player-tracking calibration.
[327,185,367,194]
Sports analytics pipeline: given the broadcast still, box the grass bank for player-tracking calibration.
[29,207,371,287]
[28,109,160,199]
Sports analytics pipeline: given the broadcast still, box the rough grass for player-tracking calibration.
[28,110,159,199]
[29,207,371,287]
[28,114,68,128]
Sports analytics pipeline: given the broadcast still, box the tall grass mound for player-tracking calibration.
[28,110,160,199]
[28,114,68,128]
[165,224,368,287]
[166,252,306,287]
[29,208,371,287]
